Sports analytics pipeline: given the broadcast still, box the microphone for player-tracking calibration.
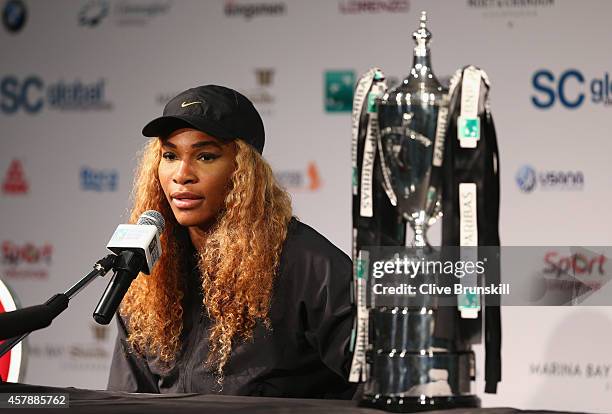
[93,210,165,325]
[0,294,69,341]
[0,254,116,343]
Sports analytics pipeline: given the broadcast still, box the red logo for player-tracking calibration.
[1,241,53,279]
[542,250,608,291]
[2,160,29,195]
[543,251,606,278]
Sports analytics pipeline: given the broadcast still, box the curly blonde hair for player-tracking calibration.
[120,138,293,380]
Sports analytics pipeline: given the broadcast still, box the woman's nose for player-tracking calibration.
[173,161,198,185]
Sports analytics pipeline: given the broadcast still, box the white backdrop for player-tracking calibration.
[1,0,612,412]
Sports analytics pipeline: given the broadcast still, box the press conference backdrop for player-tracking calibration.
[1,0,611,411]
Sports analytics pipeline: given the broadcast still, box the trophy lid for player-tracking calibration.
[412,11,432,57]
[379,10,446,103]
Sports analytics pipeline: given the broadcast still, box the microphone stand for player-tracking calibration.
[0,254,117,360]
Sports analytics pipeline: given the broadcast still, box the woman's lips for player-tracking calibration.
[172,198,204,209]
[170,192,204,209]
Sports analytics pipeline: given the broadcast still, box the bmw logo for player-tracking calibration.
[2,0,27,33]
[516,165,537,193]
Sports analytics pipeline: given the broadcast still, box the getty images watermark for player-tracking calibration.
[355,246,612,308]
[370,254,509,296]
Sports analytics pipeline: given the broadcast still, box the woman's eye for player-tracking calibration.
[162,152,177,160]
[198,153,220,162]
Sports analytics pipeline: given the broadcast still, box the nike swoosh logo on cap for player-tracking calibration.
[181,101,202,108]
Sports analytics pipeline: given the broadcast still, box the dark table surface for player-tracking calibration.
[0,382,590,414]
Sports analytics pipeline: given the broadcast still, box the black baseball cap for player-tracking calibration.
[142,85,265,153]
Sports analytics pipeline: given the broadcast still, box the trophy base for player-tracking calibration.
[359,394,481,413]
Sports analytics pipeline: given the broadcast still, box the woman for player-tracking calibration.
[107,85,357,399]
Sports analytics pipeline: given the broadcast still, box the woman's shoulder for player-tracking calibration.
[276,218,353,320]
[281,217,351,268]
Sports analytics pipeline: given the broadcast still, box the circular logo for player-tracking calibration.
[0,278,24,382]
[2,0,27,33]
[516,165,537,193]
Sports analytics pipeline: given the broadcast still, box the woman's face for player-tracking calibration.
[158,128,237,230]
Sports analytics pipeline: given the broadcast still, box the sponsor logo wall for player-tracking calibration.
[1,0,612,412]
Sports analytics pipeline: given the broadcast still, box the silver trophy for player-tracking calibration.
[377,11,445,250]
[360,12,480,411]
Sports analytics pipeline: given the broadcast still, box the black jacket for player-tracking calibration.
[107,218,357,399]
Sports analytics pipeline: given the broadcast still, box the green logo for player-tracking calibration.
[325,70,355,113]
[459,117,480,140]
[356,259,365,279]
[367,90,379,113]
[112,228,130,240]
[458,292,480,310]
